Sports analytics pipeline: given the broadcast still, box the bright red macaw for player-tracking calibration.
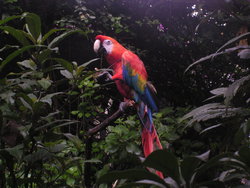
[93,35,163,178]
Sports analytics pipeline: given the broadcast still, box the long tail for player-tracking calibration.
[137,102,164,179]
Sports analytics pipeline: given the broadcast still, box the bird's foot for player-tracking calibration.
[119,100,135,112]
[95,68,112,82]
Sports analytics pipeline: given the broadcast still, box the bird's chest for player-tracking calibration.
[115,80,133,99]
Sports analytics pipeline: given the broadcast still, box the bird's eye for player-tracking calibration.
[106,40,111,45]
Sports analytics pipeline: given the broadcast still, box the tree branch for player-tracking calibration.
[87,102,130,136]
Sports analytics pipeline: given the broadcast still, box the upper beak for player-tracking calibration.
[93,39,101,53]
[93,39,106,55]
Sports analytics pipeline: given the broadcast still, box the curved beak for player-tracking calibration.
[93,39,107,55]
[93,39,101,53]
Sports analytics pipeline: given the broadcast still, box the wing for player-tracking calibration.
[122,51,158,112]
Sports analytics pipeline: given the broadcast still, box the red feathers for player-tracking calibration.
[94,35,164,178]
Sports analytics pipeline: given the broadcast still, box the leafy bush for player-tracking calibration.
[0,13,97,187]
[96,32,250,188]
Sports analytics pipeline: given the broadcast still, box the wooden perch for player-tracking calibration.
[87,102,130,136]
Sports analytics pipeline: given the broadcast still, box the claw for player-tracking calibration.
[119,100,135,112]
[95,70,112,83]
[119,102,128,112]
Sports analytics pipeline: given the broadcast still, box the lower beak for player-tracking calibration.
[97,45,107,56]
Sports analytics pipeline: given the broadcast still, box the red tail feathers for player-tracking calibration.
[142,126,164,179]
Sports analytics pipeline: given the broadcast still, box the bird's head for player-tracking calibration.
[93,35,126,57]
[93,35,116,55]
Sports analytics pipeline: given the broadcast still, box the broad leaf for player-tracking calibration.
[23,12,41,41]
[180,157,201,186]
[48,30,86,49]
[185,46,250,73]
[215,32,250,54]
[37,78,52,90]
[51,58,73,73]
[224,75,250,106]
[24,149,51,164]
[238,49,250,59]
[97,169,167,186]
[17,59,37,70]
[0,26,30,46]
[238,146,250,167]
[40,92,63,106]
[200,124,222,134]
[0,15,21,25]
[41,28,66,44]
[143,150,181,185]
[64,133,83,151]
[0,45,46,72]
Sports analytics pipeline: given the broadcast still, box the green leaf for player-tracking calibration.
[0,45,46,72]
[143,149,181,185]
[238,49,250,59]
[17,59,37,70]
[48,30,86,49]
[0,44,19,52]
[37,78,52,90]
[41,28,66,44]
[215,32,250,54]
[64,133,83,151]
[0,15,21,25]
[200,124,222,134]
[60,70,73,79]
[119,181,167,188]
[238,146,250,167]
[19,93,34,110]
[182,103,241,126]
[40,92,63,106]
[79,58,100,68]
[3,144,23,161]
[195,153,236,178]
[23,12,41,41]
[24,149,51,164]
[37,49,53,63]
[51,58,73,73]
[196,150,210,161]
[126,143,141,155]
[0,90,15,104]
[48,143,67,153]
[181,157,201,186]
[224,75,250,106]
[97,169,167,186]
[234,120,250,145]
[0,26,30,46]
[84,159,102,163]
[185,46,250,73]
[210,87,227,96]
[35,119,78,131]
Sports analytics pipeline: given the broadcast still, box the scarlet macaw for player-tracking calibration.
[93,35,163,178]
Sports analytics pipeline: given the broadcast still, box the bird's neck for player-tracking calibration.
[106,48,126,70]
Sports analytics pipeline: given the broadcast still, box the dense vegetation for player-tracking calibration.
[0,0,249,187]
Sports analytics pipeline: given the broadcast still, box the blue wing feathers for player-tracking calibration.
[122,54,158,132]
[122,63,158,112]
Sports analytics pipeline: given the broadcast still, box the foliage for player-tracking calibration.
[0,13,94,187]
[97,18,250,188]
[1,0,250,187]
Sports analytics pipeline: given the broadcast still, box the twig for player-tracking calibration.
[87,102,130,136]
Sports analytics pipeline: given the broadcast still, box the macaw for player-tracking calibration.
[93,35,163,178]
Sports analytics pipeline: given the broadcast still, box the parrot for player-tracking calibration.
[93,35,163,178]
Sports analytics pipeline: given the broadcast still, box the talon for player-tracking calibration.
[119,102,129,112]
[95,70,112,83]
[124,99,135,107]
[119,100,135,112]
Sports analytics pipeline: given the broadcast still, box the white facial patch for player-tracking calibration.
[102,39,113,54]
[93,39,101,53]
